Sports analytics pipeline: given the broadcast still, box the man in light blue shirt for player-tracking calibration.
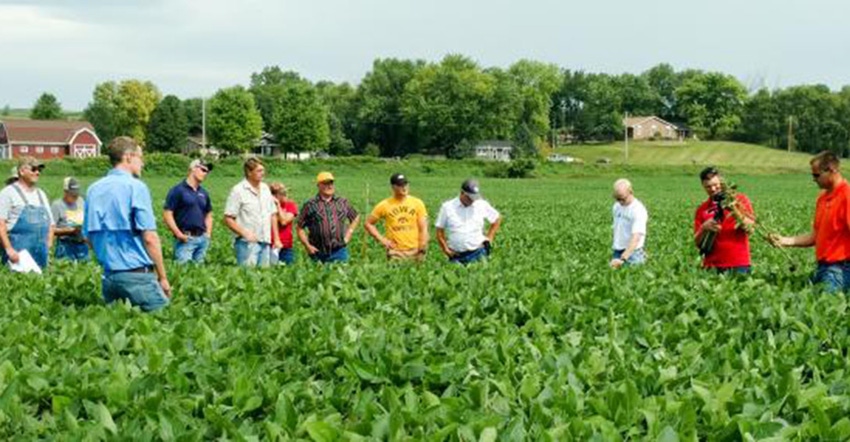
[83,136,171,312]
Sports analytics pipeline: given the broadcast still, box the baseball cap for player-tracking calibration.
[63,177,81,195]
[390,173,409,186]
[189,159,213,172]
[461,178,481,200]
[18,156,45,173]
[316,171,335,183]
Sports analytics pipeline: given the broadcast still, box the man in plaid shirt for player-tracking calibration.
[296,171,360,263]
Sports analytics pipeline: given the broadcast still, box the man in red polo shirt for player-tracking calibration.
[771,151,850,292]
[693,167,755,273]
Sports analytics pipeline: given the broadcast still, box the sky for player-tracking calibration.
[1,0,848,110]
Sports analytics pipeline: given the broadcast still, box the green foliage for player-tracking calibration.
[182,98,204,136]
[483,157,537,178]
[30,93,63,120]
[146,95,189,153]
[207,86,263,154]
[83,80,161,145]
[676,71,746,139]
[1,105,10,116]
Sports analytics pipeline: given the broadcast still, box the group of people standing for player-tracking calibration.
[0,136,503,311]
[609,150,850,293]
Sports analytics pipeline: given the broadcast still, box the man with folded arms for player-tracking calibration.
[435,179,501,264]
[84,137,170,311]
[163,159,214,264]
[365,173,429,261]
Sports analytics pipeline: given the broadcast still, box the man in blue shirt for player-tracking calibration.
[163,159,213,264]
[83,136,171,312]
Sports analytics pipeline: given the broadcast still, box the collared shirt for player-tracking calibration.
[224,179,276,244]
[612,198,648,250]
[0,183,54,230]
[435,197,500,253]
[164,179,212,235]
[83,169,156,272]
[694,193,752,268]
[370,195,428,251]
[814,180,850,262]
[297,194,358,254]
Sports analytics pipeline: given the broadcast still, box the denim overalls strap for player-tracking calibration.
[8,184,51,269]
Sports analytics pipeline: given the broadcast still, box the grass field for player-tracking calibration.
[2,166,849,440]
[555,141,811,171]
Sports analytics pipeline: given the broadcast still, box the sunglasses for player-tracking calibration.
[812,170,830,179]
[198,167,210,173]
[320,181,334,186]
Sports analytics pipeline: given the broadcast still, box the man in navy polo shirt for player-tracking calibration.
[163,159,214,264]
[83,136,170,312]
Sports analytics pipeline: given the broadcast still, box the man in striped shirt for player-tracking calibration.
[296,171,360,263]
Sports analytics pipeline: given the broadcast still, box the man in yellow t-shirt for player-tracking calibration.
[365,173,429,261]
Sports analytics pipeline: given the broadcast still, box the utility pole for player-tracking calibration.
[624,112,629,164]
[787,115,794,152]
[202,98,207,150]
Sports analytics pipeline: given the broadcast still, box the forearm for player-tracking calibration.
[436,229,451,254]
[163,211,182,237]
[786,232,815,247]
[205,213,213,236]
[271,215,279,244]
[297,227,312,248]
[224,216,249,238]
[348,215,361,235]
[364,221,383,242]
[622,233,643,259]
[47,226,54,248]
[486,218,502,241]
[0,221,11,250]
[53,226,77,237]
[142,231,168,281]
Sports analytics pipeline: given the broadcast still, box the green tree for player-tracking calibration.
[317,81,357,156]
[774,85,849,155]
[30,93,63,120]
[505,60,561,149]
[1,105,10,116]
[83,80,161,144]
[207,86,263,154]
[739,88,781,146]
[676,72,746,139]
[183,98,204,136]
[146,95,188,153]
[84,81,124,143]
[642,63,682,121]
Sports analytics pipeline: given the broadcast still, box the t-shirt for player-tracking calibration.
[164,180,212,235]
[370,196,428,251]
[224,180,277,244]
[0,183,54,231]
[612,198,648,250]
[277,200,298,249]
[814,180,850,263]
[51,198,86,243]
[694,194,752,268]
[435,197,500,253]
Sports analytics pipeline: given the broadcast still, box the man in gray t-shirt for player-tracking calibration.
[51,177,89,262]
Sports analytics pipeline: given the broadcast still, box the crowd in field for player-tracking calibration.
[2,136,850,312]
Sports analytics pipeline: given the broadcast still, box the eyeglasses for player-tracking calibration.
[198,167,210,173]
[812,170,829,179]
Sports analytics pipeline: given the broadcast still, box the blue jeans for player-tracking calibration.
[234,239,271,267]
[102,271,169,312]
[310,247,349,264]
[612,248,646,266]
[813,262,850,293]
[450,246,489,264]
[174,235,210,264]
[714,266,751,275]
[277,248,294,265]
[54,241,90,262]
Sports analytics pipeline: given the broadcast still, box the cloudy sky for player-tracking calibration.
[2,0,848,110]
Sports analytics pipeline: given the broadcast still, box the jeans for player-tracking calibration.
[714,266,751,275]
[276,248,295,265]
[813,262,850,293]
[55,241,90,262]
[612,248,646,266]
[310,247,349,264]
[234,239,271,267]
[174,235,210,264]
[450,246,489,264]
[102,271,169,312]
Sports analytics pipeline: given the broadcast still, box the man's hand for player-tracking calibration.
[441,248,456,258]
[344,229,354,245]
[5,248,19,264]
[273,240,283,250]
[609,258,625,269]
[242,231,258,243]
[768,233,788,248]
[305,244,319,255]
[702,219,721,233]
[381,238,397,250]
[177,233,190,243]
[160,278,172,298]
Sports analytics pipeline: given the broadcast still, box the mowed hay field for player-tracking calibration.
[3,167,850,440]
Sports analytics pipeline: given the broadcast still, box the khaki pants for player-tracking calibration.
[387,248,425,262]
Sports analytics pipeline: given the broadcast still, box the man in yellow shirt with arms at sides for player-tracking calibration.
[365,173,429,261]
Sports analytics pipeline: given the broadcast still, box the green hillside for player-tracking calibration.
[555,141,812,171]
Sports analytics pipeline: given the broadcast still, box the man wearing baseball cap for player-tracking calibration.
[296,171,360,263]
[51,177,89,262]
[0,157,55,269]
[163,159,214,264]
[435,178,502,264]
[365,173,429,261]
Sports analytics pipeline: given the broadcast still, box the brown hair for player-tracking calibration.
[811,150,840,171]
[269,182,287,196]
[243,156,264,177]
[107,136,141,166]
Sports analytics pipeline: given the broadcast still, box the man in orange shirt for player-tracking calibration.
[771,151,850,292]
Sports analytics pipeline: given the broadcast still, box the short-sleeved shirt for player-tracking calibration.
[435,197,500,253]
[694,193,753,268]
[51,198,85,243]
[814,180,850,263]
[612,198,648,250]
[0,183,54,231]
[370,195,428,251]
[83,169,156,272]
[297,194,359,254]
[277,200,298,249]
[224,179,277,244]
[164,180,212,236]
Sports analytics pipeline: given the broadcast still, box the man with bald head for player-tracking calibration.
[610,178,648,268]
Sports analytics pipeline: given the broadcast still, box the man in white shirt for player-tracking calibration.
[435,179,502,264]
[224,157,280,267]
[610,178,648,268]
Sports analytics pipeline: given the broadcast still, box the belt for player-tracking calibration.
[183,230,206,237]
[817,260,850,266]
[111,266,155,274]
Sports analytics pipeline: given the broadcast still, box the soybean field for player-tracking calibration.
[3,168,850,441]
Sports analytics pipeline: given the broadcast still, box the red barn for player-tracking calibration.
[0,120,102,160]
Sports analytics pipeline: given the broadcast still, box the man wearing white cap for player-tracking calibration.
[51,177,89,262]
[163,159,214,264]
[0,157,55,269]
[435,178,501,264]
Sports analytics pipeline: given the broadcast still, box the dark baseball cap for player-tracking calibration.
[63,177,81,195]
[461,179,481,200]
[390,173,409,186]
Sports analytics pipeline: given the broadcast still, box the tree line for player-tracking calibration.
[21,56,850,157]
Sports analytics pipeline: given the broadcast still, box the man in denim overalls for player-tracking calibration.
[0,157,55,270]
